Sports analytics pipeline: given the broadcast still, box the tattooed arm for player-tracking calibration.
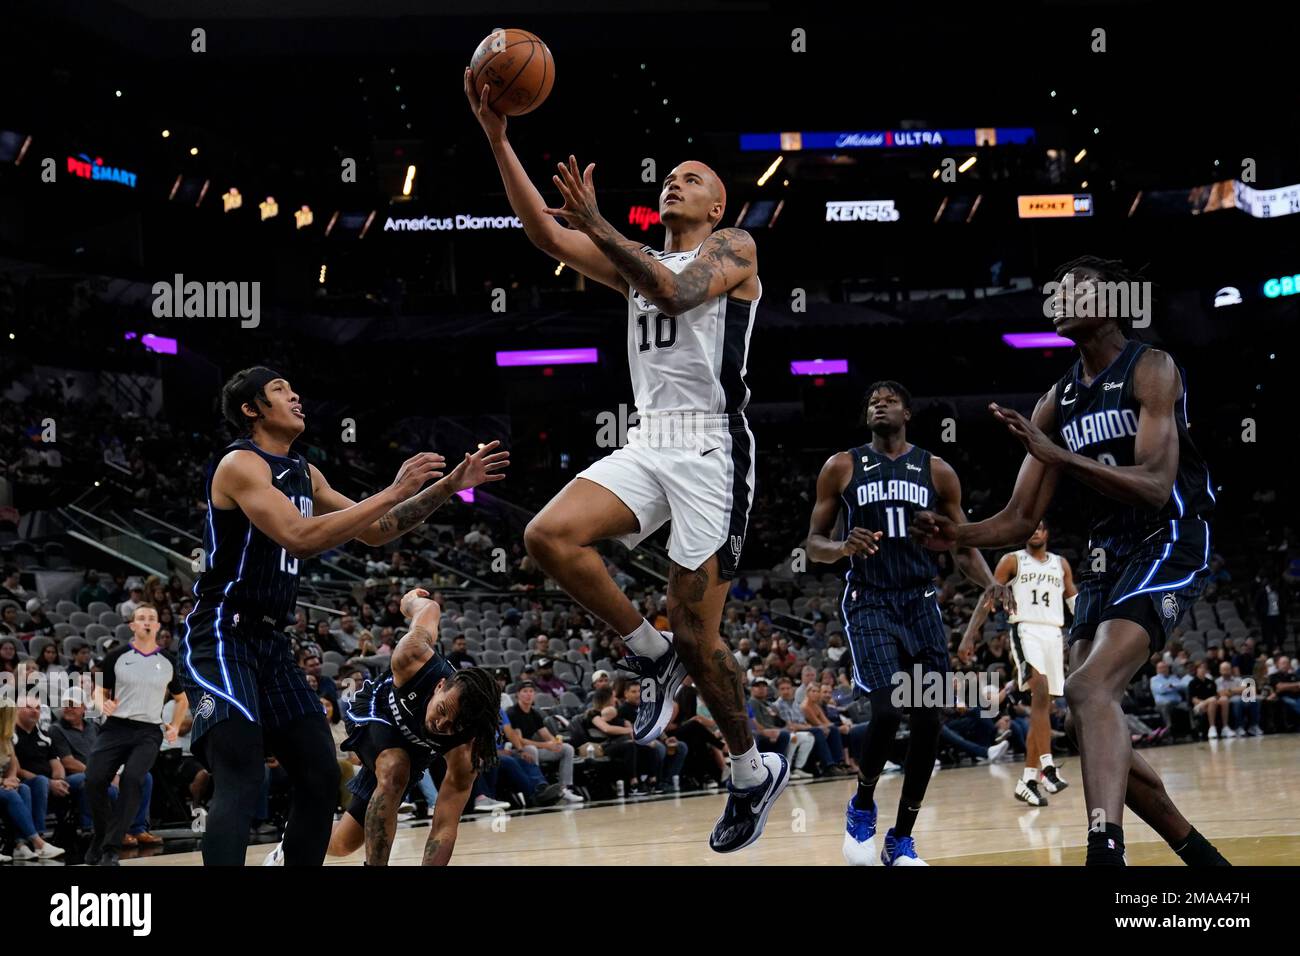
[422,742,474,866]
[391,589,441,685]
[312,441,509,547]
[539,155,758,315]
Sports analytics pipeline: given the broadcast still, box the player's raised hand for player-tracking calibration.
[990,402,1064,466]
[910,509,957,550]
[448,440,510,492]
[400,587,441,628]
[540,155,604,234]
[464,67,507,143]
[985,581,1017,615]
[841,527,883,559]
[390,452,446,500]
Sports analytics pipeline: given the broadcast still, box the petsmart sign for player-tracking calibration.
[66,153,137,188]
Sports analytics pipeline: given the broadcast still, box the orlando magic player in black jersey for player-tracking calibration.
[807,381,1006,866]
[913,257,1228,866]
[182,366,506,865]
[311,588,498,866]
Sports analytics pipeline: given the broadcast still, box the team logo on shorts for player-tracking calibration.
[730,534,744,560]
[197,693,217,719]
[1161,593,1179,620]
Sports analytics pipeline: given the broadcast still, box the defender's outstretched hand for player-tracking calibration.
[910,509,957,551]
[389,452,445,501]
[448,440,510,492]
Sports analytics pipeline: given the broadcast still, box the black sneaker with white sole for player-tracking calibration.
[709,752,790,853]
[1014,778,1048,806]
[618,637,688,743]
[1041,765,1069,793]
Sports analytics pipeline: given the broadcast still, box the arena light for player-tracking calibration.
[756,155,783,186]
[496,348,598,367]
[125,332,178,355]
[1073,148,1087,163]
[455,488,475,503]
[1002,332,1073,349]
[402,164,416,197]
[554,262,565,276]
[260,196,279,221]
[791,359,848,375]
[958,156,977,173]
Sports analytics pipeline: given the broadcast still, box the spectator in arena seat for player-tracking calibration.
[0,701,65,860]
[1267,656,1300,728]
[0,638,18,675]
[24,599,56,638]
[1216,662,1261,736]
[775,677,848,776]
[446,635,477,670]
[11,695,83,846]
[507,682,583,803]
[1149,660,1190,734]
[794,665,819,706]
[825,633,847,664]
[0,566,30,604]
[116,579,145,621]
[665,677,728,786]
[0,603,22,637]
[379,598,404,629]
[297,649,339,710]
[528,634,553,664]
[331,612,363,655]
[801,683,850,769]
[733,637,758,671]
[616,682,688,793]
[532,658,567,697]
[978,632,1013,677]
[748,678,813,778]
[35,641,60,673]
[1187,661,1229,739]
[66,642,94,676]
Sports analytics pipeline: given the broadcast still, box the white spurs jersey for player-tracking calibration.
[1009,550,1065,627]
[627,244,760,416]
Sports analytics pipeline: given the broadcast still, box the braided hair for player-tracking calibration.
[1052,255,1151,332]
[449,667,501,773]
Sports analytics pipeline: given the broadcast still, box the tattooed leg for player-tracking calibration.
[667,558,753,754]
[364,749,411,866]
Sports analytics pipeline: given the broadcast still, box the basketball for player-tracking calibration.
[469,28,555,116]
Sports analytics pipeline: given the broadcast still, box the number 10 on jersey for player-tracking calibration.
[636,313,677,352]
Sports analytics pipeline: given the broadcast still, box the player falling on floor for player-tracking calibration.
[467,72,783,852]
[806,381,1008,866]
[961,520,1077,807]
[912,256,1229,866]
[182,367,507,865]
[307,589,498,866]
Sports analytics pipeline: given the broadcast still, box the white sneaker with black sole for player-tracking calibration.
[1014,778,1048,806]
[1040,764,1069,793]
[262,842,285,866]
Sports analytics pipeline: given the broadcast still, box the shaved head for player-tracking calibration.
[665,161,726,226]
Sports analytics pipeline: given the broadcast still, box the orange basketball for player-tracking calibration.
[470,28,555,117]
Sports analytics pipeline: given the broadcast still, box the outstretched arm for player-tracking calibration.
[540,157,757,315]
[959,552,1019,662]
[313,441,509,546]
[987,350,1182,510]
[806,452,882,564]
[911,389,1062,550]
[212,450,442,560]
[422,743,474,866]
[465,71,623,292]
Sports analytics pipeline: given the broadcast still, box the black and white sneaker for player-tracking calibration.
[708,752,790,853]
[618,635,688,743]
[1040,765,1069,793]
[1014,778,1048,807]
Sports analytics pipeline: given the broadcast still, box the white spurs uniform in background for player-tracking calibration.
[1008,550,1067,695]
[577,242,759,577]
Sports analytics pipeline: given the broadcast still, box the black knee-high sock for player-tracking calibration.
[854,689,903,812]
[202,718,265,866]
[1087,823,1126,866]
[265,714,340,866]
[895,706,940,837]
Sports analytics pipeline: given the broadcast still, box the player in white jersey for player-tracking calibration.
[962,521,1077,806]
[467,72,785,852]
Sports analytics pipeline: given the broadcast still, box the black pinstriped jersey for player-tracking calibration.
[194,439,313,627]
[842,443,940,591]
[348,652,473,756]
[1053,339,1215,554]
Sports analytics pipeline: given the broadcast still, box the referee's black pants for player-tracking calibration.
[86,717,162,856]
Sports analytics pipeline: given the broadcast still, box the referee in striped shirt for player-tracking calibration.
[86,603,188,866]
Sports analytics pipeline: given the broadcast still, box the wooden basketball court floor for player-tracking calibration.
[139,735,1300,866]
